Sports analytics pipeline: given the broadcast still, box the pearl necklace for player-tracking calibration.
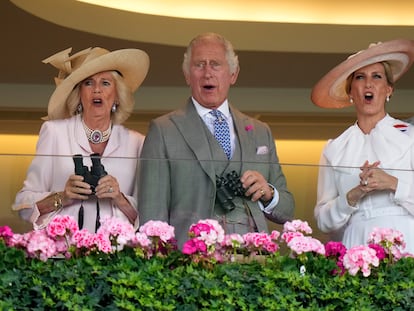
[82,119,112,144]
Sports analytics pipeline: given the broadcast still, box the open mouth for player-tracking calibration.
[93,98,103,104]
[364,92,374,101]
[203,84,215,90]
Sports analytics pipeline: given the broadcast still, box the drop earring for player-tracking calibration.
[349,98,354,104]
[77,103,83,114]
[386,96,390,103]
[111,103,117,113]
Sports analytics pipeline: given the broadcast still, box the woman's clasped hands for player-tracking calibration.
[359,160,397,193]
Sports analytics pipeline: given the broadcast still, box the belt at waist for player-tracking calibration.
[351,205,409,222]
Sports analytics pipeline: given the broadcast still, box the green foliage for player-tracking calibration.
[1,244,414,310]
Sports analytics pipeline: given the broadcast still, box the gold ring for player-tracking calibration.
[259,189,265,196]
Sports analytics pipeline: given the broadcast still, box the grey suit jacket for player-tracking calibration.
[138,100,294,247]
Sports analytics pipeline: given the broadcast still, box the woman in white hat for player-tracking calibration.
[13,47,149,232]
[312,39,414,254]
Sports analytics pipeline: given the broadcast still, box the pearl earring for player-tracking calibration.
[349,98,354,104]
[111,103,117,113]
[77,103,83,114]
[386,96,390,103]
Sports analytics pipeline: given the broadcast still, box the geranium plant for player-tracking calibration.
[2,216,412,276]
[1,216,414,309]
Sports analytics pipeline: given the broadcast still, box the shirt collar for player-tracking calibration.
[191,97,230,119]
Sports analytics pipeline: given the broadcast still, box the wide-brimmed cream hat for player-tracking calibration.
[43,47,150,120]
[311,39,414,108]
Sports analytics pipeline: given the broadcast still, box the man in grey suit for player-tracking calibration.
[138,32,295,248]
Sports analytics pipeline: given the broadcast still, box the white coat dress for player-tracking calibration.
[315,114,414,254]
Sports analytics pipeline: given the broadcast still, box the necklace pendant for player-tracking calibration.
[90,129,103,144]
[82,118,112,144]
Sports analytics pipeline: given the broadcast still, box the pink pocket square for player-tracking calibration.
[256,146,269,155]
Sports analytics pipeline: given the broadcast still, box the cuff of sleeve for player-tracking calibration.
[392,178,408,205]
[259,184,279,214]
[340,195,359,213]
[33,204,60,230]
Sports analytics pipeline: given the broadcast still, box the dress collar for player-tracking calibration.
[324,114,414,168]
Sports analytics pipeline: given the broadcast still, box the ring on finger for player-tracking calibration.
[259,189,265,196]
[363,179,368,186]
[108,186,114,193]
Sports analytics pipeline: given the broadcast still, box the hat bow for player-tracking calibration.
[42,47,93,86]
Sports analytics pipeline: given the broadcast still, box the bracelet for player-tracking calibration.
[53,192,63,211]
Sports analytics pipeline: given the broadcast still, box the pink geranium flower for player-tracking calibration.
[343,245,379,277]
[6,232,27,249]
[182,238,208,255]
[281,220,313,244]
[72,229,96,250]
[92,232,113,254]
[325,241,347,258]
[46,215,78,238]
[139,220,175,243]
[269,230,281,241]
[283,220,313,235]
[288,235,325,256]
[222,233,244,249]
[25,230,57,261]
[188,219,225,246]
[243,232,279,254]
[45,215,79,257]
[97,216,136,249]
[0,226,13,246]
[325,241,347,275]
[129,232,151,249]
[138,220,177,256]
[368,227,406,261]
[368,244,386,261]
[183,219,226,265]
[281,231,303,244]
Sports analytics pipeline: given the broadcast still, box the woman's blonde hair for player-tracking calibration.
[345,61,394,94]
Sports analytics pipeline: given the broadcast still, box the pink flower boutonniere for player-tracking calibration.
[245,124,254,132]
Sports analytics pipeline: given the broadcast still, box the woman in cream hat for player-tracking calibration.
[13,47,149,232]
[311,39,414,254]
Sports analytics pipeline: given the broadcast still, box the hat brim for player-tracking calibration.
[47,48,149,120]
[311,39,414,109]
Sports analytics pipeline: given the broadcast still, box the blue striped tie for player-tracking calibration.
[210,110,231,159]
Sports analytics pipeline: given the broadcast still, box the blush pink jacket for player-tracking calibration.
[13,114,144,231]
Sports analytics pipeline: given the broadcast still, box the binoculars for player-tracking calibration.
[73,153,107,194]
[215,170,247,212]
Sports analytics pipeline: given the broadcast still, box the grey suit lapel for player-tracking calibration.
[170,100,216,183]
[231,106,254,170]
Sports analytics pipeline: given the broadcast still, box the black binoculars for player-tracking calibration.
[73,153,107,194]
[215,170,247,212]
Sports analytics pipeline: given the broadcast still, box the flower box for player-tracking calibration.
[1,217,413,309]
